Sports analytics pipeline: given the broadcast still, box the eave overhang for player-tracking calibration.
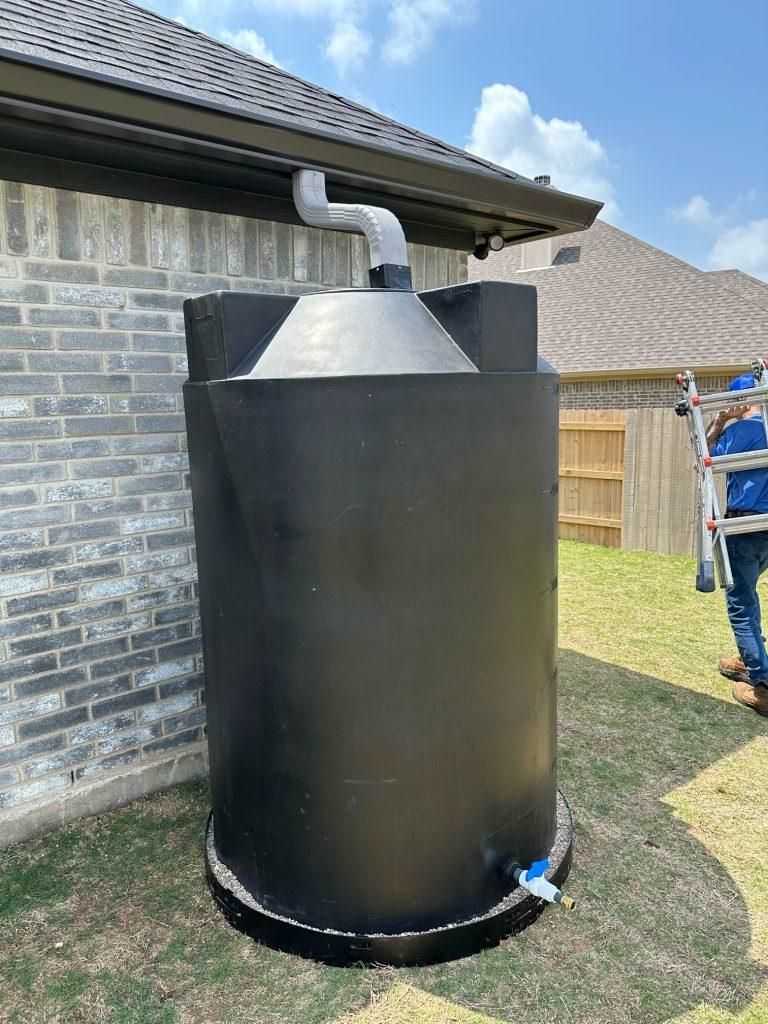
[0,51,603,252]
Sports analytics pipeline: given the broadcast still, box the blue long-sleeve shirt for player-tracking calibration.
[711,413,768,512]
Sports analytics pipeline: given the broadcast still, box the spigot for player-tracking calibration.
[503,858,577,911]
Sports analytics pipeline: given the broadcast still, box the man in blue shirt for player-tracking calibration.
[709,372,768,717]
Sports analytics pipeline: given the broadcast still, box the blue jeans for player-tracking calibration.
[725,531,768,683]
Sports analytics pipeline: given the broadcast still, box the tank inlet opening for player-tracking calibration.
[503,858,577,911]
[292,168,412,290]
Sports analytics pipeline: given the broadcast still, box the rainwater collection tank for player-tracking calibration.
[183,278,572,965]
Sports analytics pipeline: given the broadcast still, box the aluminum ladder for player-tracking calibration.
[675,359,768,592]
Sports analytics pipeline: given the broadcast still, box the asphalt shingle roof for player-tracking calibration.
[468,218,768,374]
[0,0,526,185]
[705,269,768,311]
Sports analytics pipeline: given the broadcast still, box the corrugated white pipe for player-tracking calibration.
[292,169,409,270]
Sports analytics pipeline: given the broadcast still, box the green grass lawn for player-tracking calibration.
[2,540,767,1024]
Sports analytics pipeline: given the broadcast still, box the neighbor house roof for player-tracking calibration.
[468,218,768,375]
[705,269,768,311]
[0,0,601,251]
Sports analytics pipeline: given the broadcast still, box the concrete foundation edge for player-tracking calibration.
[0,744,210,850]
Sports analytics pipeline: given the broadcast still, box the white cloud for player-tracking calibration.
[709,219,768,281]
[219,27,282,66]
[172,0,471,72]
[467,84,618,218]
[669,195,729,232]
[324,20,372,76]
[668,192,768,281]
[382,0,476,65]
[246,0,351,13]
[169,0,232,28]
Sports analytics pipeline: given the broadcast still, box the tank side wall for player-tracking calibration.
[188,371,559,934]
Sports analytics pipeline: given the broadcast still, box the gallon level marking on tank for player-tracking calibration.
[329,503,365,525]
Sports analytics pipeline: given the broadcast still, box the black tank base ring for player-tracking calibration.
[204,790,574,967]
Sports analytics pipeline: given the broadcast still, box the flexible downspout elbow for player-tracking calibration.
[292,169,412,289]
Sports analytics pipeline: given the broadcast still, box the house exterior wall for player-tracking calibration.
[0,179,467,843]
[560,375,733,410]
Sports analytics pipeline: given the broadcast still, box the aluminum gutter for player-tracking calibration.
[0,50,602,251]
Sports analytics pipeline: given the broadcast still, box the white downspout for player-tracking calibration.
[292,169,410,285]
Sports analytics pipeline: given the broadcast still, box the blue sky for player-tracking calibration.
[142,0,768,280]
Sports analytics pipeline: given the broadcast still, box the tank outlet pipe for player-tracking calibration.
[292,169,412,290]
[503,858,577,911]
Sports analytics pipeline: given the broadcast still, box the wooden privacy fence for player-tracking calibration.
[558,411,626,548]
[558,409,720,555]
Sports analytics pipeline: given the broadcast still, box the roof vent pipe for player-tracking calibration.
[292,169,412,290]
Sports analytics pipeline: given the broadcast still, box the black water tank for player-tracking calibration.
[183,281,571,966]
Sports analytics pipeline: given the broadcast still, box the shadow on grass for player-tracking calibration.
[408,648,768,1023]
[1,649,767,1024]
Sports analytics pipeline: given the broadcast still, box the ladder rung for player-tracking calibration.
[709,513,768,536]
[695,384,768,409]
[709,449,768,474]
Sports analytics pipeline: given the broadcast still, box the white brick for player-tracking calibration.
[121,513,185,535]
[0,772,71,807]
[138,693,196,723]
[0,693,61,726]
[0,397,29,417]
[68,712,134,744]
[45,480,112,503]
[98,724,159,755]
[80,575,148,601]
[135,658,195,688]
[149,565,197,587]
[0,571,48,597]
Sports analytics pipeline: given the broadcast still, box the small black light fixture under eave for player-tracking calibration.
[474,232,506,260]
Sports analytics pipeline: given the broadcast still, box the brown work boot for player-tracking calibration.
[718,656,749,683]
[732,681,768,718]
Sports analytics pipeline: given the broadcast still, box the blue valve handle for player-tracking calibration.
[525,859,549,880]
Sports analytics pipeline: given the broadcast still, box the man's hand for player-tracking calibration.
[706,404,751,450]
[720,404,751,422]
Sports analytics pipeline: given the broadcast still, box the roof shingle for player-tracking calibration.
[0,0,524,185]
[705,269,768,311]
[468,219,768,374]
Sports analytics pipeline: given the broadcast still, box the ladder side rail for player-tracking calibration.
[710,486,734,587]
[683,373,719,590]
[692,393,734,587]
[752,358,768,451]
[688,376,716,528]
[708,359,768,584]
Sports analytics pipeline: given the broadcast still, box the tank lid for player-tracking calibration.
[234,289,478,380]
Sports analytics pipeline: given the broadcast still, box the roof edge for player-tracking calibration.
[0,50,602,243]
[561,363,744,381]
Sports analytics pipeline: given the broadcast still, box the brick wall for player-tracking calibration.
[0,179,467,835]
[560,375,733,409]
